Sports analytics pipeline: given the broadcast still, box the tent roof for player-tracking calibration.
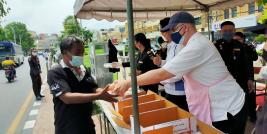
[74,0,252,21]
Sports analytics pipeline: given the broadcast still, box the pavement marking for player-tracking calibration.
[6,91,34,134]
[29,109,39,116]
[33,101,41,107]
[23,120,36,130]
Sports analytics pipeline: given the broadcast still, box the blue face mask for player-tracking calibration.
[70,56,84,67]
[171,31,183,44]
[222,32,234,41]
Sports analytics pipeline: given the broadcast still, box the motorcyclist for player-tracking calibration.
[1,56,16,77]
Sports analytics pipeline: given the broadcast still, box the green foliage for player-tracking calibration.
[63,16,81,36]
[255,34,266,43]
[81,28,93,43]
[62,16,93,44]
[257,0,267,24]
[4,22,34,52]
[0,26,6,41]
[0,0,10,19]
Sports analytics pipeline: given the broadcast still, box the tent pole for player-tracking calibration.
[126,0,141,134]
[207,10,211,40]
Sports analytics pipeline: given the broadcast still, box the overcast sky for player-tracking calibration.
[2,0,124,34]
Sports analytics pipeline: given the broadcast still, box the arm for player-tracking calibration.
[59,92,99,104]
[113,46,204,95]
[59,86,118,104]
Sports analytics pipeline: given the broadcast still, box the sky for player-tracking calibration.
[2,0,124,34]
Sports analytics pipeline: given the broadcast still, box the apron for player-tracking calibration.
[183,74,229,125]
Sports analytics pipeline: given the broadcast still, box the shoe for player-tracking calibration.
[36,96,42,101]
[40,95,45,98]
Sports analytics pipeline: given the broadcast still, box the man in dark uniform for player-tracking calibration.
[47,36,118,134]
[214,21,251,93]
[214,22,251,128]
[234,32,258,122]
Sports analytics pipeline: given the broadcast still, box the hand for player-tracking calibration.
[247,80,254,93]
[112,80,131,96]
[96,85,118,102]
[153,54,161,66]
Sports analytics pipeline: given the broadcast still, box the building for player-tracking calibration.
[36,33,58,50]
[209,1,266,32]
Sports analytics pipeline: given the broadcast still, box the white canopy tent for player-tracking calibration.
[74,0,255,133]
[74,0,252,21]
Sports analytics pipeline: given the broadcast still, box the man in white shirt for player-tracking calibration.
[111,12,246,134]
[153,17,188,111]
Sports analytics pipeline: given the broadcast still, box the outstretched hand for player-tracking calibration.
[96,85,118,102]
[109,80,131,96]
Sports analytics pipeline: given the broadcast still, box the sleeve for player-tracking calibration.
[251,46,258,61]
[162,46,204,80]
[241,45,251,80]
[47,69,71,97]
[28,58,34,69]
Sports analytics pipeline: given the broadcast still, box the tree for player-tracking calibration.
[0,26,6,41]
[81,28,93,44]
[63,16,81,36]
[257,0,267,23]
[4,22,34,52]
[62,15,93,44]
[0,0,10,19]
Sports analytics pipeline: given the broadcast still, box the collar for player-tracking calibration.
[60,60,86,82]
[186,32,200,46]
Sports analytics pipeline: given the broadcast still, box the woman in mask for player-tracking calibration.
[135,33,159,93]
[28,48,43,100]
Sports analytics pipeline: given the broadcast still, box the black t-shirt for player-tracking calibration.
[136,49,159,93]
[47,64,98,134]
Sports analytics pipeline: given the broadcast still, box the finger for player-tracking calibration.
[103,85,110,92]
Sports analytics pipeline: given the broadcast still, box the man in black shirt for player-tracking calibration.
[47,36,118,134]
[214,21,251,93]
[234,32,258,122]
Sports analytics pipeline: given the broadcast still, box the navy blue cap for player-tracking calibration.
[161,11,195,31]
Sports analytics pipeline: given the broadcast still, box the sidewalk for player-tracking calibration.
[32,81,102,134]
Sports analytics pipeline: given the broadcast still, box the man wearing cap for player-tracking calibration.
[111,11,246,133]
[153,17,188,111]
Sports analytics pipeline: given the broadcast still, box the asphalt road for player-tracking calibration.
[0,56,46,134]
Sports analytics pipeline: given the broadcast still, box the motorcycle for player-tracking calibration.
[4,66,15,83]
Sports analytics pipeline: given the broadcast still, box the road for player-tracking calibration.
[0,56,46,134]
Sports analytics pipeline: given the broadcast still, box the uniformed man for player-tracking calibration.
[134,33,159,93]
[233,32,258,123]
[214,21,252,94]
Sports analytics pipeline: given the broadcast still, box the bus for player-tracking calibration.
[0,41,24,68]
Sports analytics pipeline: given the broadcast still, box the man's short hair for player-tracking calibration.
[160,17,170,32]
[221,21,235,28]
[235,32,246,39]
[60,36,84,54]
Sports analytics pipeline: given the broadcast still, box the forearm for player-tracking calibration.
[136,68,174,86]
[59,92,99,104]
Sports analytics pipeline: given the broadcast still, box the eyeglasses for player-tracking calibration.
[171,24,185,33]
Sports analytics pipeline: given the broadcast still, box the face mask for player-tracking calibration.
[171,31,183,44]
[32,52,37,56]
[70,56,84,67]
[222,32,234,41]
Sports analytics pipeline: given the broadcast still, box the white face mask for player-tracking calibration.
[32,52,37,56]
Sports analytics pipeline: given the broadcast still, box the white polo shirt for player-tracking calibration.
[160,41,185,95]
[163,32,245,122]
